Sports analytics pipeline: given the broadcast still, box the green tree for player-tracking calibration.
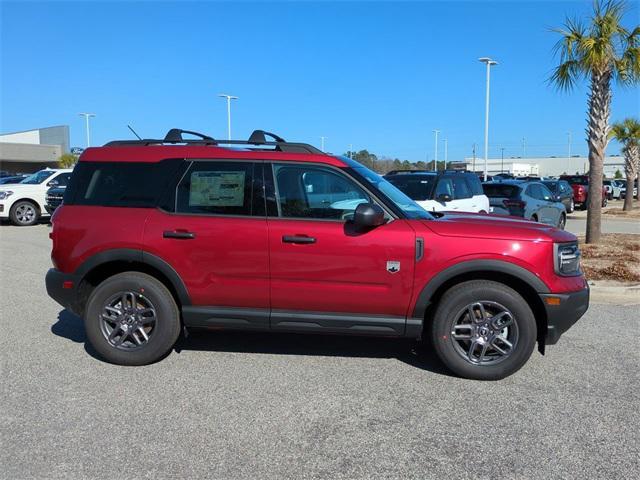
[57,153,77,168]
[610,118,640,210]
[614,169,623,178]
[551,0,640,243]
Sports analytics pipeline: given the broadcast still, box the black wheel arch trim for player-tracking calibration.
[412,259,550,319]
[74,248,191,306]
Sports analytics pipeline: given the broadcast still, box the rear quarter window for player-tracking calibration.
[482,184,521,198]
[64,160,184,208]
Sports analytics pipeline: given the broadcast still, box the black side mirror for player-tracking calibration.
[353,203,385,229]
[436,193,452,203]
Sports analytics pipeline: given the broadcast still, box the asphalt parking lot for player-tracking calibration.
[1,224,639,479]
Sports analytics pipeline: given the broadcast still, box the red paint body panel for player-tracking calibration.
[51,205,149,273]
[267,219,416,316]
[142,209,269,308]
[79,146,347,167]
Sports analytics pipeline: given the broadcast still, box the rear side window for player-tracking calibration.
[175,161,257,216]
[64,160,183,207]
[385,175,436,201]
[464,174,484,195]
[482,184,521,198]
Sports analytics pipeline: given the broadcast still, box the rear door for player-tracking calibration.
[265,162,416,335]
[143,160,271,328]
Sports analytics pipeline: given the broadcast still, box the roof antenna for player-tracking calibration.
[127,125,142,140]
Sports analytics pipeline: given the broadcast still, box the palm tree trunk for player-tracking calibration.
[623,144,639,211]
[585,71,611,244]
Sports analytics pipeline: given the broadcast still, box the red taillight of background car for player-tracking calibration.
[503,200,526,209]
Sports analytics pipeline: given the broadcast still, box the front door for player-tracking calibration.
[265,162,416,335]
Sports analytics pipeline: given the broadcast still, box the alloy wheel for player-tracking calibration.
[15,204,36,225]
[99,291,157,350]
[449,301,519,365]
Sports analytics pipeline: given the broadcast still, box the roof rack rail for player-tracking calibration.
[104,129,324,154]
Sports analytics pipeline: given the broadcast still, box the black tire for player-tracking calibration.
[558,213,566,230]
[602,196,608,207]
[9,200,39,226]
[531,214,539,222]
[568,198,575,213]
[84,272,181,366]
[430,280,537,381]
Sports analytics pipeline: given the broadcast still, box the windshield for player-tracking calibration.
[346,162,433,219]
[20,170,55,185]
[561,176,588,186]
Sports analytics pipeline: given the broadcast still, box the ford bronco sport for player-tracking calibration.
[46,129,589,380]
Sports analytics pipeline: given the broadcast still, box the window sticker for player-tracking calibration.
[189,171,246,207]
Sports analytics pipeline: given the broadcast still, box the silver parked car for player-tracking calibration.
[483,181,567,229]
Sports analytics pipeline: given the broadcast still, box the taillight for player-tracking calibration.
[503,200,526,209]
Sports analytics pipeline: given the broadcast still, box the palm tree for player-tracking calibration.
[551,0,640,243]
[610,118,640,211]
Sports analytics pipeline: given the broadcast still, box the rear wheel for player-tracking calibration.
[568,198,575,213]
[430,280,537,380]
[84,272,181,365]
[9,200,39,226]
[602,196,608,207]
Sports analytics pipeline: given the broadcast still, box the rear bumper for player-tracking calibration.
[540,286,590,344]
[45,268,82,315]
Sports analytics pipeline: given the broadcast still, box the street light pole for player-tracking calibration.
[567,131,572,159]
[320,136,326,152]
[501,147,505,173]
[78,113,96,147]
[479,57,498,181]
[444,138,448,164]
[433,129,440,171]
[218,94,238,140]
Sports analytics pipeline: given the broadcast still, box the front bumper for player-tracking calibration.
[540,286,590,344]
[45,268,82,315]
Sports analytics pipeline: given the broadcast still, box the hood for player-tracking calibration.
[421,212,576,243]
[0,183,40,191]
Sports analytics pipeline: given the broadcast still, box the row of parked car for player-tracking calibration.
[0,166,637,228]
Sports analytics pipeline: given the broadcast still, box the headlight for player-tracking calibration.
[0,191,14,200]
[554,242,581,276]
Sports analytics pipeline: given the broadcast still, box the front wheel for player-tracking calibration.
[430,280,537,380]
[84,272,181,366]
[9,200,39,226]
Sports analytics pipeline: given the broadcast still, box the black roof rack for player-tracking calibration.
[104,128,324,154]
[385,170,435,175]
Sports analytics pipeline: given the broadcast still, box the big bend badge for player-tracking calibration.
[386,261,400,274]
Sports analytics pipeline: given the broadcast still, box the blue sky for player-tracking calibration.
[1,0,638,161]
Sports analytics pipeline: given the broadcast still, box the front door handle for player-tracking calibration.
[282,235,316,244]
[163,230,196,239]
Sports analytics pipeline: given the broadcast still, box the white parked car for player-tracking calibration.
[0,168,73,226]
[603,180,622,200]
[384,170,490,213]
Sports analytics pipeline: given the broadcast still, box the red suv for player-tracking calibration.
[46,129,589,380]
[559,175,607,210]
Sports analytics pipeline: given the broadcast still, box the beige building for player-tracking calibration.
[0,126,70,174]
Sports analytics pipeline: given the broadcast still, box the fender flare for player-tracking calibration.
[75,248,191,306]
[411,259,549,319]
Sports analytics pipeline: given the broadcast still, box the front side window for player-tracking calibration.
[273,164,370,220]
[176,161,255,216]
[51,173,72,187]
[435,178,454,199]
[452,177,472,199]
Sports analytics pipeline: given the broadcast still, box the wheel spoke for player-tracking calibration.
[102,313,118,323]
[491,311,514,330]
[108,325,122,341]
[452,324,473,340]
[491,336,513,356]
[114,329,129,346]
[104,306,121,316]
[137,326,149,342]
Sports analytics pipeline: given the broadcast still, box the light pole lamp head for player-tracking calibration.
[218,94,238,100]
[478,57,498,66]
[78,112,96,118]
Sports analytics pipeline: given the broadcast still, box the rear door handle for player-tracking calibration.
[282,235,316,244]
[163,230,196,239]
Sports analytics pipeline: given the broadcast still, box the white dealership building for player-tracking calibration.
[464,155,626,178]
